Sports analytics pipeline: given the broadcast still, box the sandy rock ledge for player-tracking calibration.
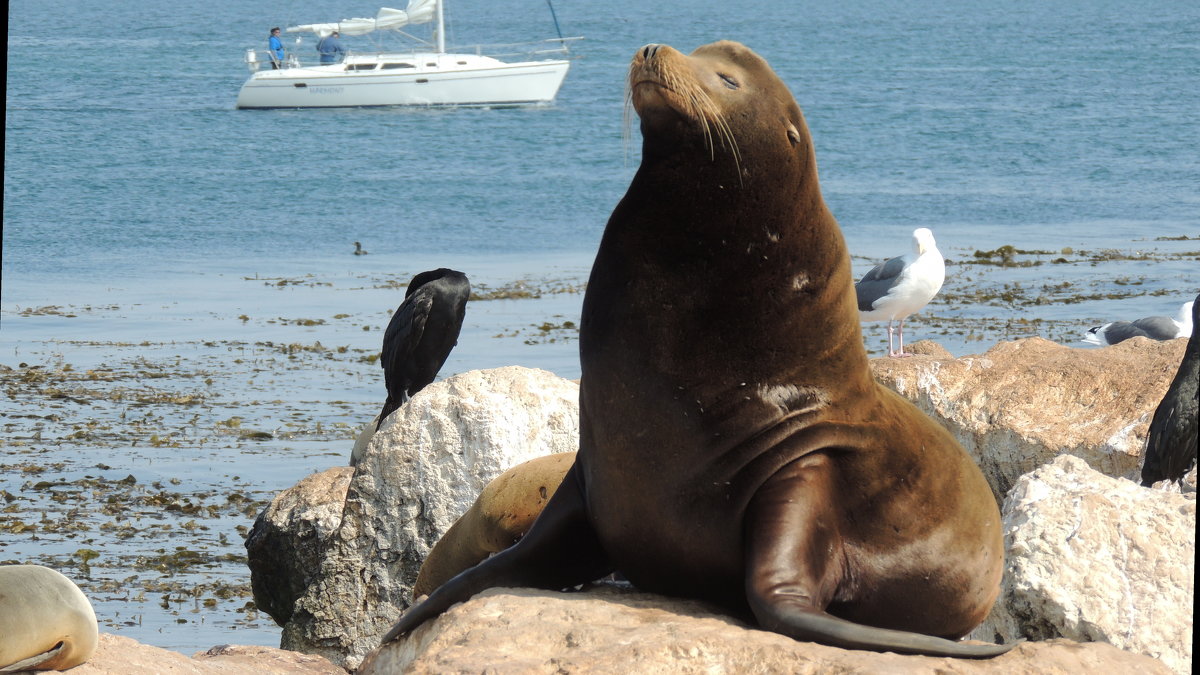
[359,585,1171,674]
[37,633,343,674]
[869,336,1188,500]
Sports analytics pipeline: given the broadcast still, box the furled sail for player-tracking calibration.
[286,0,437,37]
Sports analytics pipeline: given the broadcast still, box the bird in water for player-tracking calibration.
[855,228,945,357]
[1141,293,1199,487]
[377,268,470,430]
[354,241,369,256]
[1082,300,1193,346]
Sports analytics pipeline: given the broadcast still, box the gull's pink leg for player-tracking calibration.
[895,318,913,358]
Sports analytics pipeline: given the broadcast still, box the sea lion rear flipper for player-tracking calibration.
[2,642,65,672]
[380,461,612,644]
[745,454,1015,659]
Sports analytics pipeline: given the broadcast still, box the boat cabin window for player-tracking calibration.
[380,63,416,70]
[457,61,467,65]
[426,62,437,67]
[350,64,378,71]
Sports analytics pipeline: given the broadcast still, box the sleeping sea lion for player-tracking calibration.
[0,565,98,672]
[413,452,576,599]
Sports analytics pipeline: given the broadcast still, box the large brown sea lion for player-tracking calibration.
[0,565,99,672]
[376,40,1010,658]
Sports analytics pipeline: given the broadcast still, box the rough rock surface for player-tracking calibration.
[969,454,1195,674]
[359,585,1170,674]
[278,366,580,669]
[260,345,1195,670]
[869,337,1188,500]
[246,466,354,626]
[38,633,344,674]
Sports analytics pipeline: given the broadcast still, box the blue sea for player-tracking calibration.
[3,0,1198,655]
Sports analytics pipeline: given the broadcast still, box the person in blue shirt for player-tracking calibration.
[316,31,346,64]
[268,27,285,69]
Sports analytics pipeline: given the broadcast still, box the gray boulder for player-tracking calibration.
[246,467,354,625]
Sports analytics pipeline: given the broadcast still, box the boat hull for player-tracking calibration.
[236,58,570,109]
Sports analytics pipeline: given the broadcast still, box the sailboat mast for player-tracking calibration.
[435,0,446,53]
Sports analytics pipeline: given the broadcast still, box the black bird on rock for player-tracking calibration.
[1141,293,1199,487]
[377,268,470,430]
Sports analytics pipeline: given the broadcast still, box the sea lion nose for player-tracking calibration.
[640,44,661,60]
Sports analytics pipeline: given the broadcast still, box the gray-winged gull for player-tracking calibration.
[856,227,945,357]
[1082,299,1194,346]
[1141,293,1199,486]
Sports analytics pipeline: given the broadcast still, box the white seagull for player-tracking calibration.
[1082,300,1194,346]
[855,227,946,358]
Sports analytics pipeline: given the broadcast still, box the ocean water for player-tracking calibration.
[3,0,1198,655]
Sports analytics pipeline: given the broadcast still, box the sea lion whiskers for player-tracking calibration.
[622,60,637,165]
[649,65,718,159]
[627,49,741,176]
[689,80,741,172]
[622,74,639,167]
[665,65,741,171]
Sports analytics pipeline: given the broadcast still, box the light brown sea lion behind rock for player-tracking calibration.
[414,452,576,598]
[0,565,98,672]
[371,40,1010,660]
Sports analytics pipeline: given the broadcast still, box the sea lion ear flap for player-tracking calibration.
[786,123,802,146]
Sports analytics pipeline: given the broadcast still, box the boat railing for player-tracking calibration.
[243,48,303,72]
[470,36,583,60]
[243,36,582,73]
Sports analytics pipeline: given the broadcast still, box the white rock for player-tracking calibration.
[970,454,1195,673]
[279,366,580,669]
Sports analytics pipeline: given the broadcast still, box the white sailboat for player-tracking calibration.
[236,0,578,109]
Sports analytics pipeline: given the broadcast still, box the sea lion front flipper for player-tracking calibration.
[2,643,66,672]
[380,461,611,644]
[744,454,1015,658]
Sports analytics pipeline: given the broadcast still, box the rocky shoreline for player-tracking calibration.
[236,338,1192,673]
[3,268,1194,671]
